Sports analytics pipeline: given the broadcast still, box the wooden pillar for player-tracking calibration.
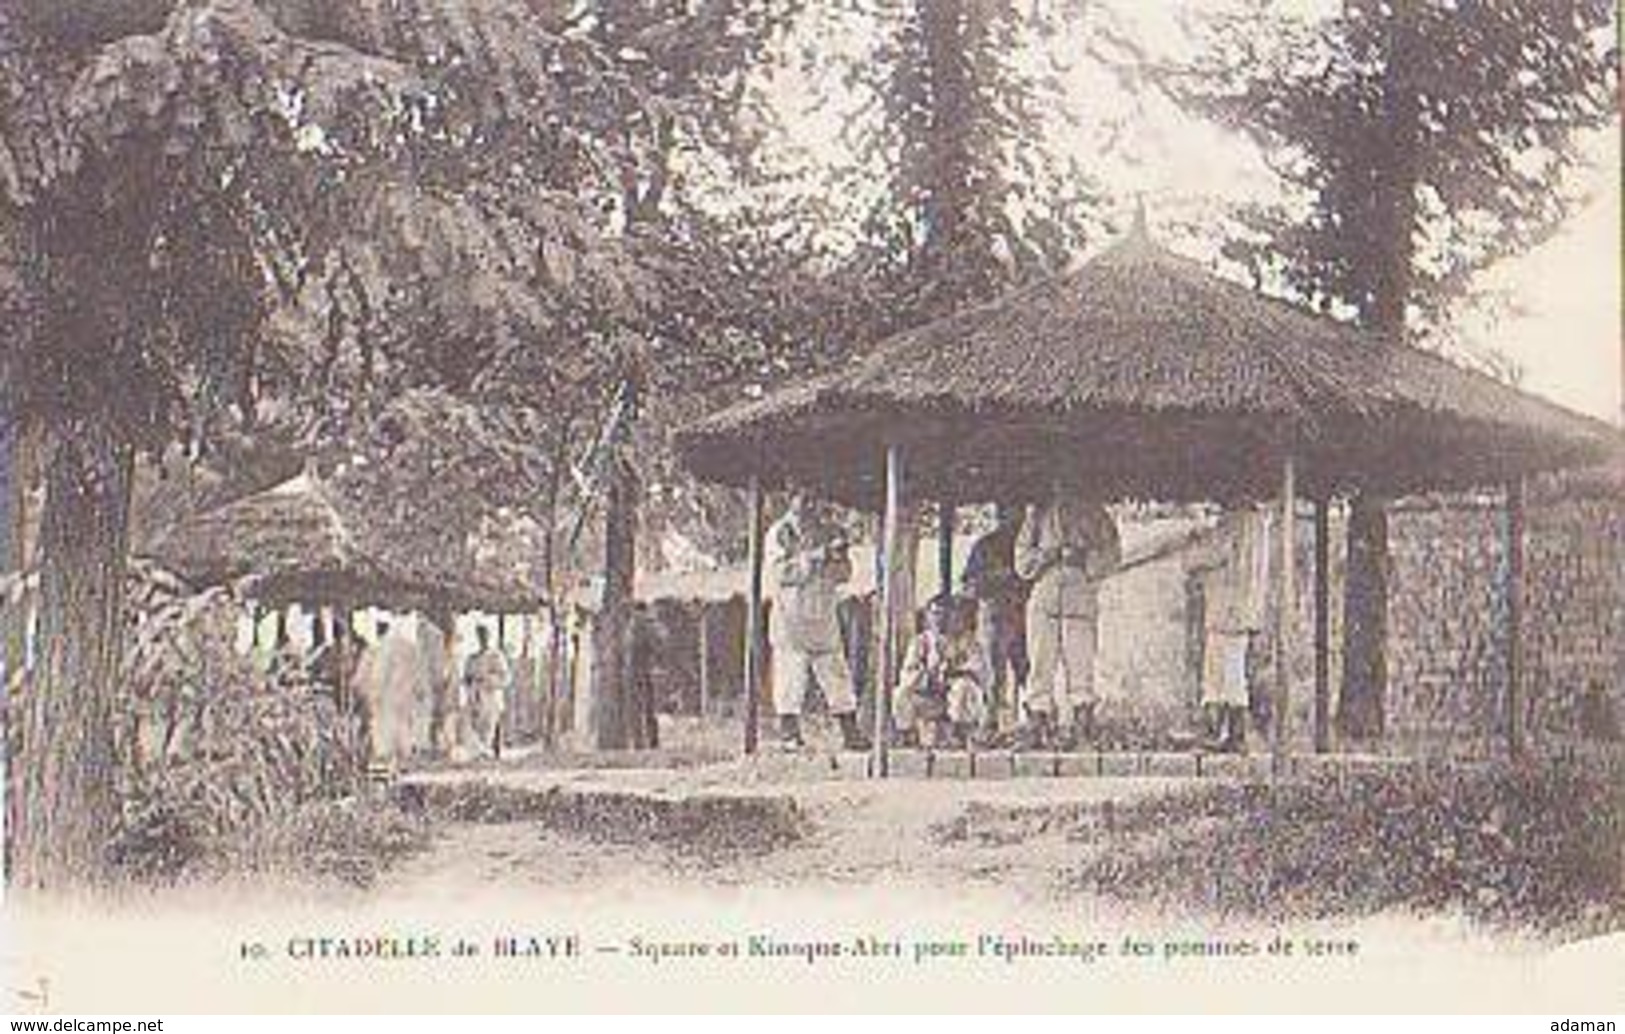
[697,604,711,719]
[743,475,767,755]
[937,501,955,598]
[874,444,906,778]
[543,603,566,748]
[567,617,584,739]
[515,613,532,742]
[1505,478,1526,760]
[1271,454,1298,776]
[1313,497,1332,754]
[335,603,354,717]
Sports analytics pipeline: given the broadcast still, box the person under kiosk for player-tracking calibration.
[462,623,512,760]
[892,593,987,749]
[765,495,871,751]
[1187,507,1273,753]
[1013,490,1120,750]
[960,508,1031,738]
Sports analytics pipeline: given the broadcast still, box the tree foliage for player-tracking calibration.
[1153,0,1616,742]
[0,0,689,457]
[0,0,804,884]
[823,0,1111,329]
[1157,0,1617,337]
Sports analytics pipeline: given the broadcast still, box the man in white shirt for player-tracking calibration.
[354,617,434,777]
[766,495,870,751]
[1189,507,1273,753]
[1014,491,1121,749]
[462,624,512,760]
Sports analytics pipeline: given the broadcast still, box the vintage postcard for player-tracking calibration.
[0,0,1620,1016]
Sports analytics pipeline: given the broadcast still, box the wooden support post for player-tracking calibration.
[937,500,955,598]
[1505,478,1526,761]
[697,604,711,719]
[743,475,767,755]
[510,613,526,740]
[1271,454,1298,776]
[1313,497,1332,754]
[543,603,566,749]
[335,603,354,718]
[567,619,583,739]
[874,445,906,778]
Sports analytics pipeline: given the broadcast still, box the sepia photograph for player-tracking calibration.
[0,0,1620,1017]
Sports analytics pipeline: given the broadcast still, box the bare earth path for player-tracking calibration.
[7,759,1622,1013]
[387,761,1193,901]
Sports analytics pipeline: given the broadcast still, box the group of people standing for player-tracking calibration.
[311,618,515,775]
[765,487,1275,754]
[763,488,1126,752]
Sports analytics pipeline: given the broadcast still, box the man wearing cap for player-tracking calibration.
[766,495,871,751]
[1014,491,1120,749]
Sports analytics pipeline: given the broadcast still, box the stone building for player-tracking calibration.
[1084,469,1622,756]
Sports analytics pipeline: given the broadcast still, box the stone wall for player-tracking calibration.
[1387,487,1623,753]
[1521,494,1624,732]
[1385,500,1506,751]
[1089,483,1622,755]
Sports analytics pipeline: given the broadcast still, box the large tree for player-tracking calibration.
[1,0,347,889]
[0,0,665,889]
[0,0,863,881]
[1158,0,1615,740]
[540,0,869,749]
[831,0,1110,329]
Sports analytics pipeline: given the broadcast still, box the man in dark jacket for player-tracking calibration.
[960,508,1031,739]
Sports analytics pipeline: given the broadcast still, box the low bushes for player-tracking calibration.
[101,569,427,885]
[1065,759,1623,935]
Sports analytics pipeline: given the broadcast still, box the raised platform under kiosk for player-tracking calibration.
[742,747,1435,782]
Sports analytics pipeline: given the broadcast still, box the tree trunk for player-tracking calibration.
[12,422,133,891]
[591,456,635,749]
[2,419,25,690]
[913,0,980,315]
[1337,496,1388,740]
[543,604,568,747]
[540,429,570,748]
[590,380,640,751]
[1336,10,1421,745]
[2,419,25,878]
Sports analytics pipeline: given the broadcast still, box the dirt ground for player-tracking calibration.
[7,745,1623,1013]
[388,761,1194,902]
[12,721,1625,1014]
[383,708,1280,908]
